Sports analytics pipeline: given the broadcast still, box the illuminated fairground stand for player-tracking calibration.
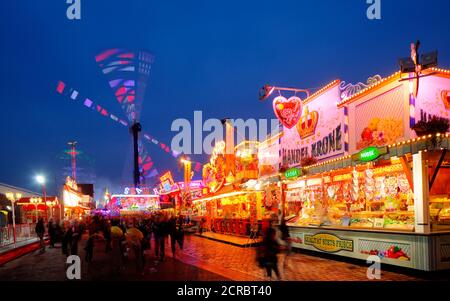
[269,56,450,271]
[190,119,280,238]
[156,171,183,215]
[62,177,92,220]
[107,186,159,218]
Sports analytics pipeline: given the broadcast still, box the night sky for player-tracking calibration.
[1,0,449,197]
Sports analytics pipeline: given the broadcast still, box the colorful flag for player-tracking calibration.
[56,81,65,94]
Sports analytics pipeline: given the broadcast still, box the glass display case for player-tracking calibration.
[285,159,415,231]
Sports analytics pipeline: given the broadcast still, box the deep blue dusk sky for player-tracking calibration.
[1,0,449,196]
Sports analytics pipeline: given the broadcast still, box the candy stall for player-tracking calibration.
[278,67,450,271]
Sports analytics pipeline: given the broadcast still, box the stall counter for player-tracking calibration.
[287,225,450,271]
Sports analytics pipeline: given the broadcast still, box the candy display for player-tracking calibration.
[285,163,415,231]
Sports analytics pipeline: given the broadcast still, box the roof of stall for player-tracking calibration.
[302,133,450,176]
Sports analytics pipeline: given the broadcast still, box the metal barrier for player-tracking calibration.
[0,224,35,248]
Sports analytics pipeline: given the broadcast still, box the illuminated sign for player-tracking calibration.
[304,233,354,253]
[284,167,301,179]
[281,83,345,167]
[110,194,160,211]
[352,146,388,162]
[178,181,204,190]
[273,96,302,129]
[159,171,179,194]
[63,190,81,208]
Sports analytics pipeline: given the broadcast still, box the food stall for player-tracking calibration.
[63,177,90,220]
[278,68,450,271]
[16,196,60,223]
[157,171,181,214]
[108,192,160,217]
[193,140,272,236]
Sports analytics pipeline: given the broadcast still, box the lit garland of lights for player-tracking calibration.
[302,132,450,170]
[429,67,450,75]
[337,71,402,107]
[303,80,340,105]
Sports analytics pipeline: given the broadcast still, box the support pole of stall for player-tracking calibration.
[429,149,447,191]
[280,182,286,223]
[400,155,414,193]
[413,151,430,233]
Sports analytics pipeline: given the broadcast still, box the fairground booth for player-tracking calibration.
[108,186,159,218]
[62,177,91,220]
[192,137,278,237]
[16,196,60,223]
[157,171,181,215]
[278,66,450,271]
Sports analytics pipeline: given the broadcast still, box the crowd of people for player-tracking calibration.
[34,212,186,275]
[34,213,292,280]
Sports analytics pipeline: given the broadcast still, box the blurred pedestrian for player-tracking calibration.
[126,223,144,275]
[84,233,95,263]
[152,215,166,261]
[35,217,46,253]
[103,219,112,253]
[279,219,292,270]
[261,227,281,280]
[62,222,72,256]
[169,215,185,258]
[47,218,56,248]
[70,221,81,256]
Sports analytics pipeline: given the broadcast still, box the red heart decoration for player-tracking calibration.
[272,96,302,129]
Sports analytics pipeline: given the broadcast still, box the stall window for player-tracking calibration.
[428,150,450,231]
[287,158,415,231]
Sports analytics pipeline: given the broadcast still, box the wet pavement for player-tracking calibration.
[1,233,449,281]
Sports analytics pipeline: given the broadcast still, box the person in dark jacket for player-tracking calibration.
[169,215,185,258]
[279,219,292,270]
[47,219,56,248]
[168,216,178,258]
[262,227,281,280]
[103,220,112,253]
[84,234,95,262]
[70,221,81,256]
[152,215,167,261]
[62,222,72,256]
[35,217,46,253]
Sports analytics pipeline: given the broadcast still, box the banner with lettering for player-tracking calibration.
[280,83,345,168]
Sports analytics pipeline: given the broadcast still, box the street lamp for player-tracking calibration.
[5,192,21,246]
[35,175,47,217]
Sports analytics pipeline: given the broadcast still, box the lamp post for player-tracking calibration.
[5,192,21,246]
[36,175,46,220]
[30,197,42,223]
[181,158,192,214]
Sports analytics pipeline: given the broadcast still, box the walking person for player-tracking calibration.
[261,227,281,280]
[35,217,46,253]
[169,215,184,258]
[62,221,73,256]
[152,215,166,261]
[84,233,95,263]
[47,218,56,248]
[103,220,112,253]
[126,223,144,275]
[279,219,292,271]
[110,220,124,275]
[138,219,150,267]
[70,221,81,256]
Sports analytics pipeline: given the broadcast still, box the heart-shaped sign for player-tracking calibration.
[272,96,302,129]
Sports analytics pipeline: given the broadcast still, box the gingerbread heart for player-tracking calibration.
[272,96,302,129]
